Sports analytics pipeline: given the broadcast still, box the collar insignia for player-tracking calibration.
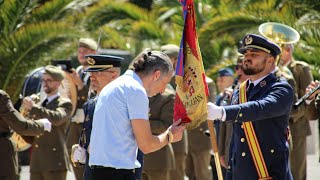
[260,80,266,87]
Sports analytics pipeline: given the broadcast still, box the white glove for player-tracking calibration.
[71,144,86,164]
[207,102,225,121]
[36,118,52,132]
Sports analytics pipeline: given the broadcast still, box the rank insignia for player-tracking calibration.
[245,35,253,45]
[260,80,266,87]
[87,57,95,65]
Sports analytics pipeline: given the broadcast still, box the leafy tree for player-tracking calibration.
[79,0,182,55]
[0,0,79,100]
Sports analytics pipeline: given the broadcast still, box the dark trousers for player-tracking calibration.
[84,152,92,180]
[135,149,144,180]
[92,167,135,180]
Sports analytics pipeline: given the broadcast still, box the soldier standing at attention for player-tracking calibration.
[0,90,52,180]
[22,65,73,180]
[71,54,123,180]
[280,44,314,180]
[141,86,176,180]
[67,38,97,180]
[207,34,294,180]
[161,44,188,180]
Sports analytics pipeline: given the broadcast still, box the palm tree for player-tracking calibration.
[0,0,81,100]
[198,0,320,77]
[79,0,182,55]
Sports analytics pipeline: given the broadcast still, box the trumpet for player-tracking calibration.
[293,83,320,109]
[11,94,41,152]
[19,94,40,117]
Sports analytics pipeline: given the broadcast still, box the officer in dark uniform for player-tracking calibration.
[70,54,147,180]
[80,97,96,180]
[67,38,97,180]
[208,34,294,180]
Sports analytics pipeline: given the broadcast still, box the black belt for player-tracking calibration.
[0,131,12,138]
[91,166,135,173]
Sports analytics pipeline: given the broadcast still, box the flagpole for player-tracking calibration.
[207,120,224,180]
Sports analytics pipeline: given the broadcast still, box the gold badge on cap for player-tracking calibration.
[245,35,253,45]
[87,57,95,65]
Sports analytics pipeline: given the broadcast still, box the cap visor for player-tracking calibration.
[238,48,246,54]
[84,67,109,72]
[238,47,269,54]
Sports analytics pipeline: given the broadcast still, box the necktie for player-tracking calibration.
[247,83,254,96]
[41,99,48,107]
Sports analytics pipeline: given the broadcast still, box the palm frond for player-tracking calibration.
[199,13,262,43]
[98,26,128,50]
[131,21,165,40]
[0,21,79,92]
[200,35,236,68]
[0,0,29,36]
[26,0,74,22]
[83,1,149,31]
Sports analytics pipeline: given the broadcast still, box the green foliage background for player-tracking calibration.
[1,0,319,101]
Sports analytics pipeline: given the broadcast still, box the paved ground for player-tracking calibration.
[307,153,320,180]
[20,120,320,180]
[19,153,320,179]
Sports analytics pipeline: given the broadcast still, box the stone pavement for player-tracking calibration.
[308,153,320,180]
[19,154,320,180]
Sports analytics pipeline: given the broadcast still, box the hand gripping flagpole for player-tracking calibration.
[176,0,223,179]
[207,120,224,180]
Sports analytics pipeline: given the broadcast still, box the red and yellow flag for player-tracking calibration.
[174,0,209,129]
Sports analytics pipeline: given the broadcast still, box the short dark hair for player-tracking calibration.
[129,50,173,78]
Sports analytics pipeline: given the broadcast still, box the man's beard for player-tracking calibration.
[43,86,53,94]
[243,68,260,75]
[243,59,266,75]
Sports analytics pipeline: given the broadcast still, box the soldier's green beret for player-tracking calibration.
[79,38,97,50]
[161,44,179,58]
[44,65,64,81]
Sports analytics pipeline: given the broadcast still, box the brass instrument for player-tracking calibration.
[10,95,40,152]
[259,22,300,45]
[10,132,32,151]
[11,66,78,152]
[19,94,40,117]
[259,22,300,64]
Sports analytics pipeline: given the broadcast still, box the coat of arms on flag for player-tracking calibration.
[174,0,209,129]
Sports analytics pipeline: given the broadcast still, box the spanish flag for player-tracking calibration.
[174,0,209,129]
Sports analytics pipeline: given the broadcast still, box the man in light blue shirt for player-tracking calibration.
[89,50,185,180]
